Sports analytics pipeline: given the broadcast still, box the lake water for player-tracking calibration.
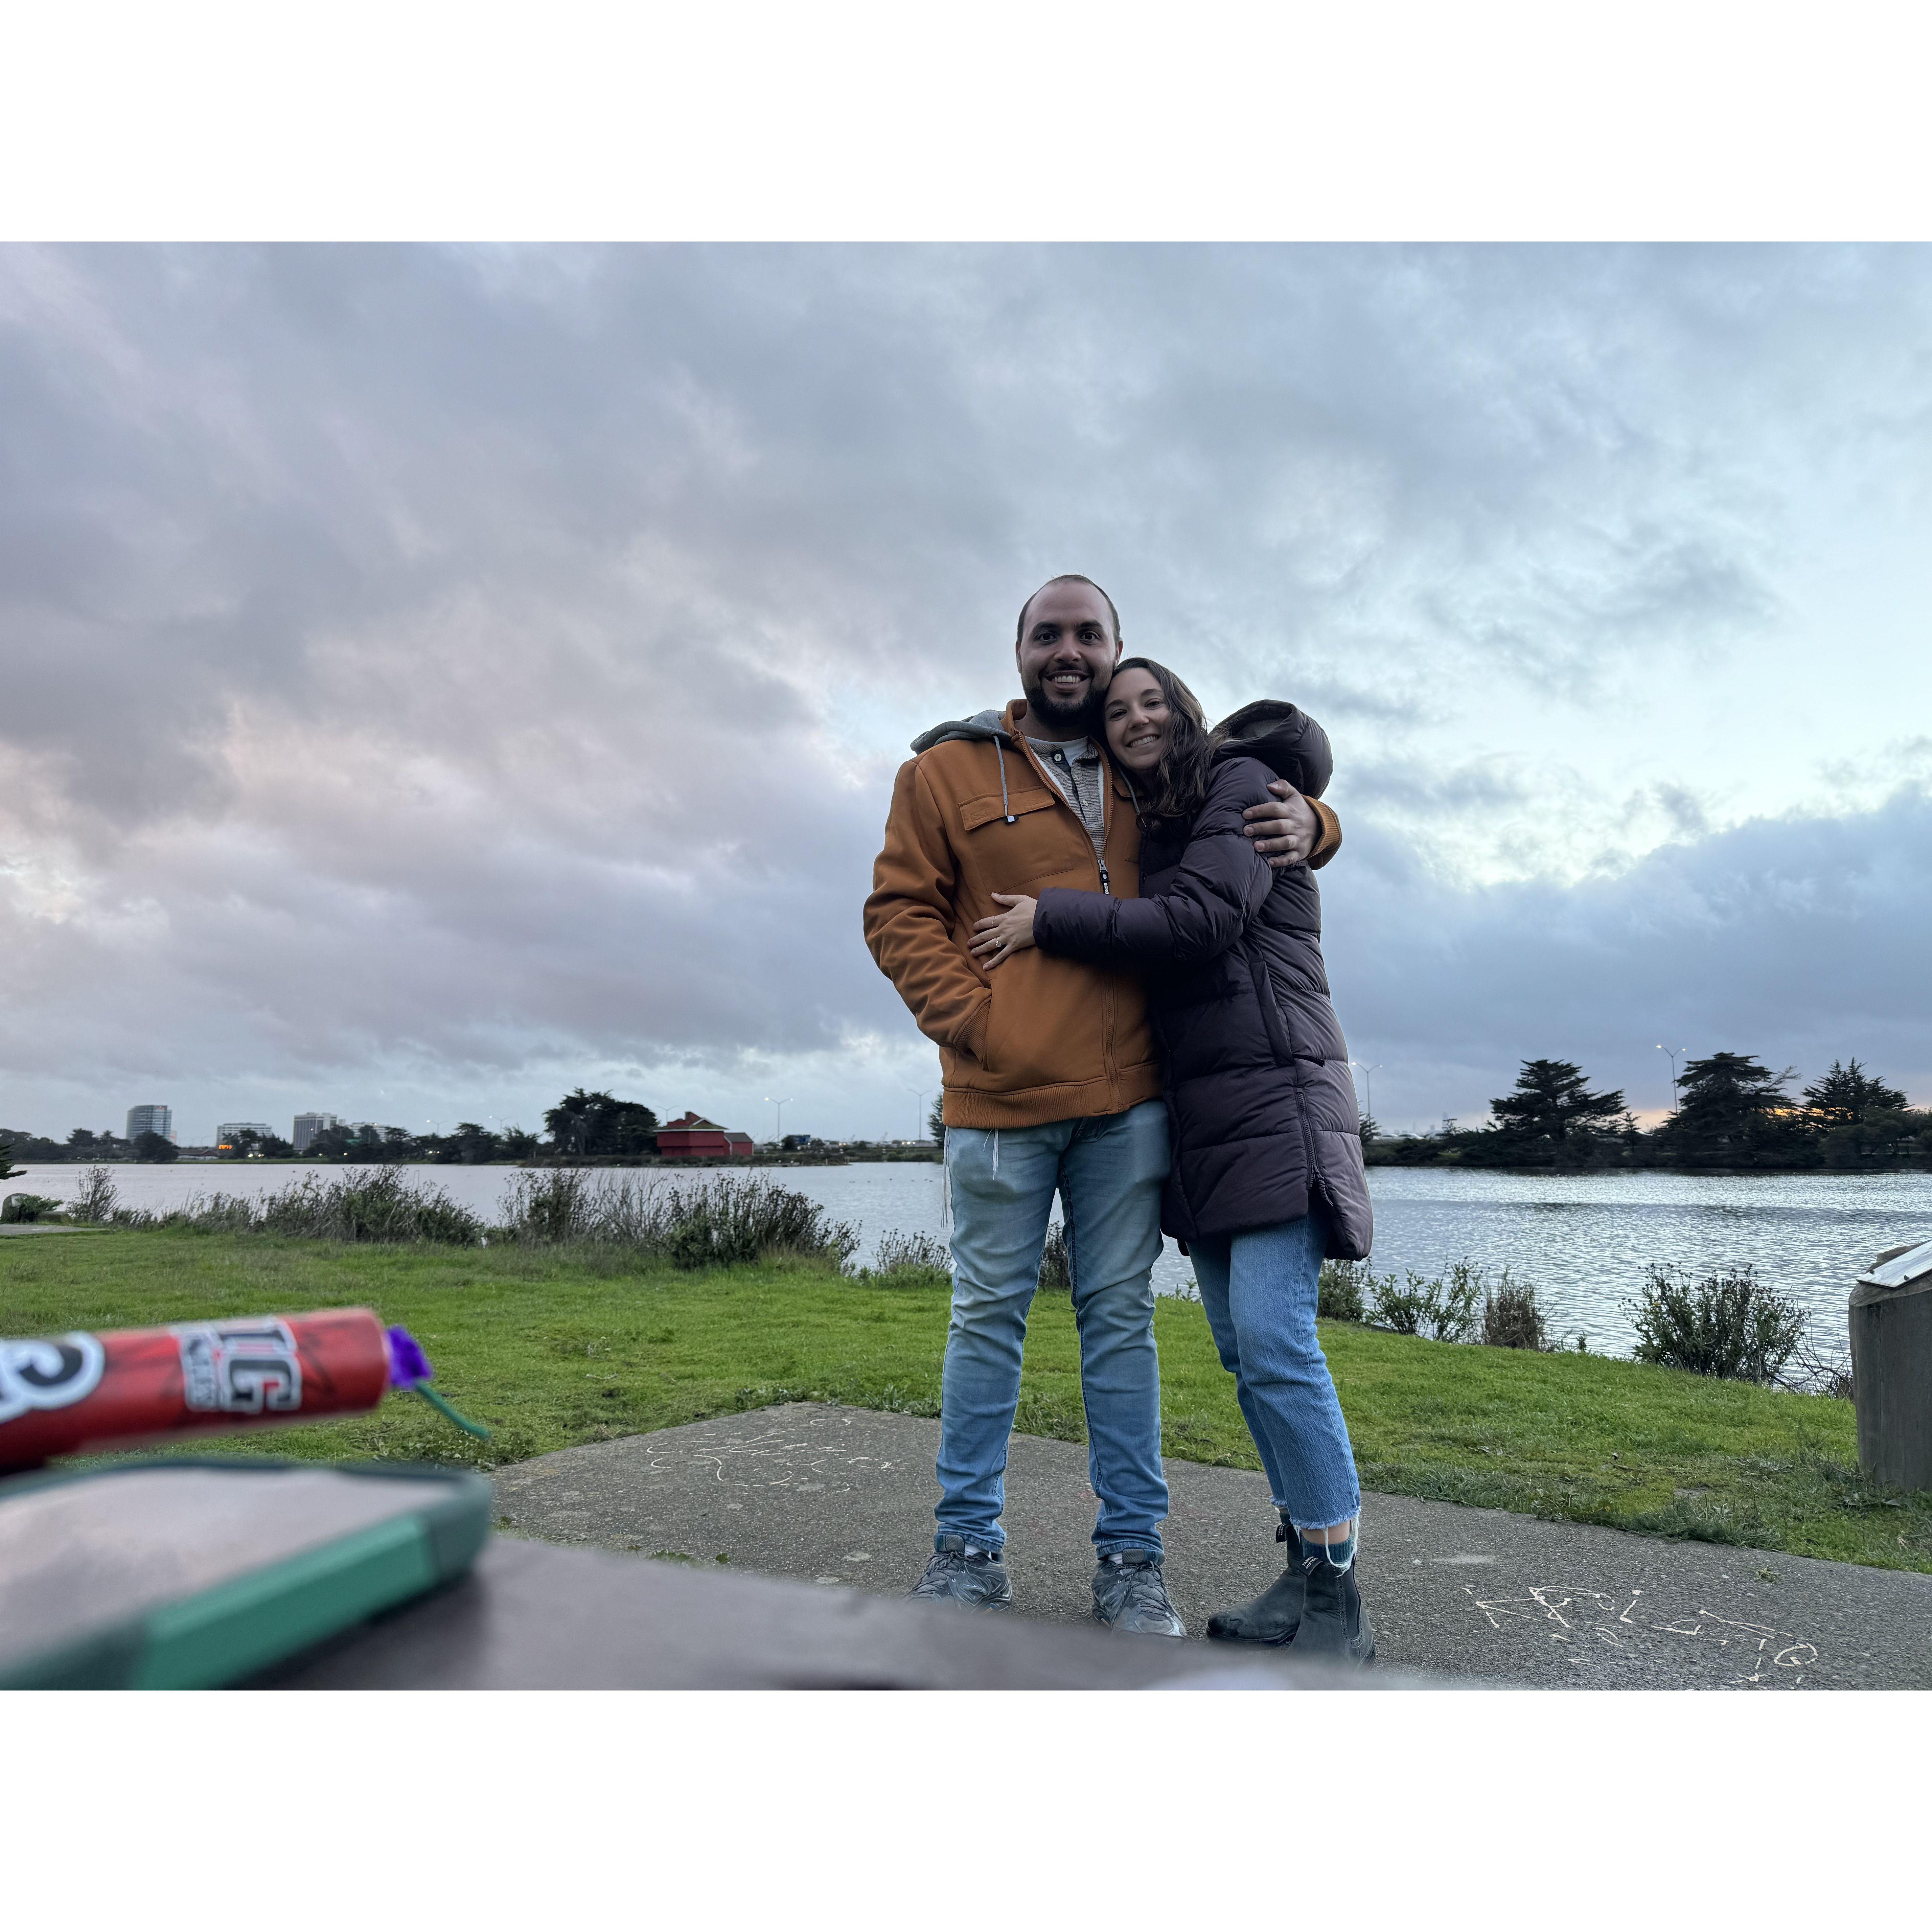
[11,1160,1929,1357]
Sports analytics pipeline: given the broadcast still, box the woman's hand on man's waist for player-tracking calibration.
[969,893,1038,969]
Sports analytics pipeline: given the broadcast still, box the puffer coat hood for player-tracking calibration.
[1030,739,1372,1259]
[1211,700,1333,800]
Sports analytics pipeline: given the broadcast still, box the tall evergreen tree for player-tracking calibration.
[1486,1059,1626,1154]
[543,1089,660,1156]
[1801,1058,1908,1125]
[1661,1052,1800,1161]
[447,1122,502,1165]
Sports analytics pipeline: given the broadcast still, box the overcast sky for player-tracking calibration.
[3,243,1929,1145]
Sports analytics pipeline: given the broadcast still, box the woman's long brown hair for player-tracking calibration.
[1106,656,1214,828]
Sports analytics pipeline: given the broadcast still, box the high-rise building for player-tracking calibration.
[215,1121,275,1152]
[291,1111,339,1153]
[126,1103,174,1143]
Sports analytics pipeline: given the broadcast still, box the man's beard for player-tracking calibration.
[1023,671,1104,736]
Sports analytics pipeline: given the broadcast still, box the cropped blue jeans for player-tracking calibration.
[1190,1212,1362,1533]
[937,1099,1170,1557]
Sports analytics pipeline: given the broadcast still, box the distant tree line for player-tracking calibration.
[1368,1054,1930,1171]
[291,1090,657,1165]
[0,1093,653,1167]
[291,1122,533,1165]
[9,1058,1917,1175]
[0,1126,171,1163]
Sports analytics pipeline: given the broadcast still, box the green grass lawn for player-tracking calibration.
[5,1230,1927,1572]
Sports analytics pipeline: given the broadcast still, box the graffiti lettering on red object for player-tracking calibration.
[0,1333,106,1425]
[175,1319,303,1414]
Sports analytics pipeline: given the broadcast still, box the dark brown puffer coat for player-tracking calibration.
[1030,704,1373,1259]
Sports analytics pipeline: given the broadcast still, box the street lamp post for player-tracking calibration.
[764,1096,792,1144]
[1348,1061,1383,1128]
[1655,1045,1686,1111]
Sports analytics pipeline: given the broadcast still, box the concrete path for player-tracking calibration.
[493,1403,1932,1689]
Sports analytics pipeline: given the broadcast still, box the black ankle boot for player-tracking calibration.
[1293,1543,1376,1666]
[1205,1515,1305,1645]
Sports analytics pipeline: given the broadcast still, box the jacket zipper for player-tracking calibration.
[1016,734,1111,895]
[1016,730,1117,1085]
[1095,751,1116,1085]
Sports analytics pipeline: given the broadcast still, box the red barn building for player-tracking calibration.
[657,1111,755,1160]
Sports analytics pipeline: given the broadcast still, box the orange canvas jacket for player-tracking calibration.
[863,699,1341,1129]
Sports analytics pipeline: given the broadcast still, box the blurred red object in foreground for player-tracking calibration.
[0,1307,389,1469]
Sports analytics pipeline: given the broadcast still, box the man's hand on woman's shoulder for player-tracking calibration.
[1243,781,1321,869]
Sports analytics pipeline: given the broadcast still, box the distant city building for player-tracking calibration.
[291,1111,339,1153]
[126,1104,174,1143]
[215,1121,274,1152]
[657,1111,755,1159]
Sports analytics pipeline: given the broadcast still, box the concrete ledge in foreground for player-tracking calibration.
[266,1537,1411,1689]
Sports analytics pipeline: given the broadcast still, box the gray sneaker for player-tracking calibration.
[1091,1549,1186,1637]
[906,1535,1013,1610]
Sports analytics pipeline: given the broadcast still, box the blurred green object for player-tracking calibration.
[0,1458,491,1688]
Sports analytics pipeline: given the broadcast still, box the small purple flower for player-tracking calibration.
[386,1325,434,1387]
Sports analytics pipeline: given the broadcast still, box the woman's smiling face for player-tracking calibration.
[1103,666,1169,773]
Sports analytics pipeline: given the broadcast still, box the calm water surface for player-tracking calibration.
[14,1160,1930,1356]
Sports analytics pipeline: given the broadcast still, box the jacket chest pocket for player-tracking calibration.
[959,788,1066,896]
[959,789,1059,834]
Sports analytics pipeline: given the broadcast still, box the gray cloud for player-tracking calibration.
[1650,783,1710,841]
[3,244,1930,1138]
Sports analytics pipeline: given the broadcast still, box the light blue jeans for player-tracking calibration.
[938,1099,1170,1556]
[1190,1213,1362,1533]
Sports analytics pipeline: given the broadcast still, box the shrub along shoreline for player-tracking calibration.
[41,1163,865,1268]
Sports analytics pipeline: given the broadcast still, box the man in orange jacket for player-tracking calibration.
[863,575,1339,1633]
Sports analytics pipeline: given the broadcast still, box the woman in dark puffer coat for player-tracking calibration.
[967,659,1375,1665]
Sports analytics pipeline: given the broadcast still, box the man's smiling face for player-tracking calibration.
[1015,578,1122,736]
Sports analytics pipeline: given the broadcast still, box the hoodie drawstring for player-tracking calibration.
[992,740,1008,1182]
[987,739,1007,1188]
